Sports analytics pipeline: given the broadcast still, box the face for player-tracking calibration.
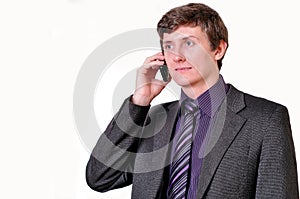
[162,25,220,90]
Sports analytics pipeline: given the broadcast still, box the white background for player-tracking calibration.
[0,0,299,198]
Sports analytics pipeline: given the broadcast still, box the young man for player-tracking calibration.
[86,3,298,198]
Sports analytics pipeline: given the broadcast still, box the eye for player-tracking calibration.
[185,40,194,47]
[164,44,173,50]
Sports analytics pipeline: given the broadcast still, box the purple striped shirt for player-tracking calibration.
[168,75,229,199]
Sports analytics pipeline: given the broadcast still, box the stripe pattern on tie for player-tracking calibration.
[168,99,199,199]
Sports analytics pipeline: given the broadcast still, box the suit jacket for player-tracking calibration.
[86,85,299,198]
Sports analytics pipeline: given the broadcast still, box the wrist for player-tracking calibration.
[131,94,151,106]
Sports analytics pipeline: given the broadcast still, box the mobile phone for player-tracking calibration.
[159,61,169,82]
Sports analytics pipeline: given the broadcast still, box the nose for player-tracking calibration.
[173,52,186,63]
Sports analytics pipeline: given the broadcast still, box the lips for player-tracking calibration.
[175,67,192,71]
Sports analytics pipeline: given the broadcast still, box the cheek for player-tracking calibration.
[164,52,176,67]
[185,48,215,70]
[185,53,206,70]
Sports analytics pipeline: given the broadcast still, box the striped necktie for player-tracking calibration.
[167,99,199,199]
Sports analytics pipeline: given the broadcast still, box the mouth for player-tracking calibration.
[175,67,192,71]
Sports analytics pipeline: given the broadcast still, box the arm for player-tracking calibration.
[255,105,299,198]
[86,52,169,192]
[86,96,150,192]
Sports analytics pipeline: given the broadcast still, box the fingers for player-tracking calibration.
[142,52,164,70]
[144,52,164,62]
[133,52,171,105]
[143,60,165,70]
[136,52,170,83]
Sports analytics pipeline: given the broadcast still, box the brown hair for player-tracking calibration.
[157,3,228,70]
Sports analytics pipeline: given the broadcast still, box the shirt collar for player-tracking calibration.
[179,75,229,118]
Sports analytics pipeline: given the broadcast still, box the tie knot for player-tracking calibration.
[182,99,199,115]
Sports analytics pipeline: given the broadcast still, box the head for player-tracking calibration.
[157,3,228,70]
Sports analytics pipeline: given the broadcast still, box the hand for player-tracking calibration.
[132,52,171,106]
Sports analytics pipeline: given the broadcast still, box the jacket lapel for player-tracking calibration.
[154,101,180,151]
[196,85,247,198]
[140,101,180,198]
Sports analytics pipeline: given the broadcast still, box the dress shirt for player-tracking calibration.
[167,75,229,199]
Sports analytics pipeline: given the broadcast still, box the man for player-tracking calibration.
[86,3,299,198]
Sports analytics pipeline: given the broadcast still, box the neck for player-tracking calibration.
[181,74,219,99]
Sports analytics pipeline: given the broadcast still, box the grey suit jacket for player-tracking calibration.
[86,85,299,198]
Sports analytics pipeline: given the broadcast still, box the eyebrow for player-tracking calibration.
[163,35,200,44]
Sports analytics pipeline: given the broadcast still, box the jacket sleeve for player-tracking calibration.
[255,105,299,198]
[86,96,150,192]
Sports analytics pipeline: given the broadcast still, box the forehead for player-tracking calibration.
[163,25,206,42]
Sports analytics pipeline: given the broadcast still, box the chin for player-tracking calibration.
[171,73,199,86]
[172,76,194,87]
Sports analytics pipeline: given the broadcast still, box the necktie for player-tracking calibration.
[168,99,199,199]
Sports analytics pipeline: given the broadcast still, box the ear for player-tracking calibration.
[214,40,227,60]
